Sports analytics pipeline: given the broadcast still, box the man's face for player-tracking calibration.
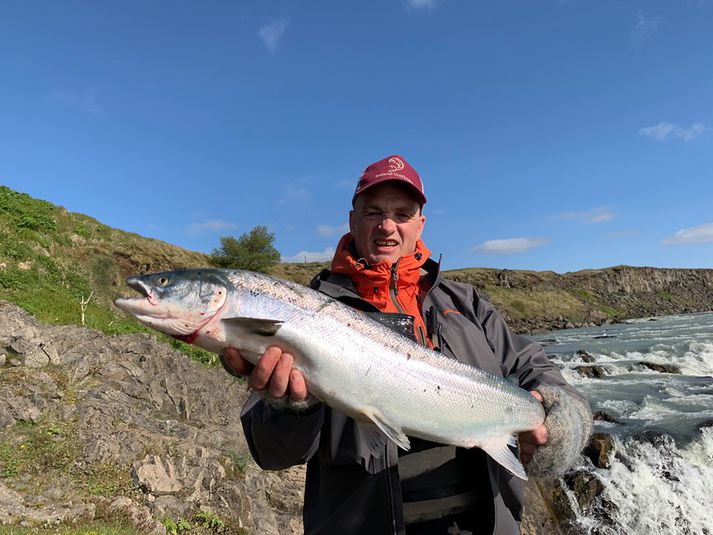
[349,182,426,266]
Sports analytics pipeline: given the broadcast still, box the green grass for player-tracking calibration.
[0,419,81,490]
[0,185,217,365]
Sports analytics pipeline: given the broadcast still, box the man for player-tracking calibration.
[222,155,592,534]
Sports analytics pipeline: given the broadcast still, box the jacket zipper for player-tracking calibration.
[389,262,405,313]
[390,261,428,346]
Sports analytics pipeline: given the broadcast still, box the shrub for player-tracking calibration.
[209,225,280,273]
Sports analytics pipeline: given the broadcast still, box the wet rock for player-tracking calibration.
[574,365,610,379]
[592,410,618,423]
[564,470,604,513]
[583,433,614,468]
[638,361,681,374]
[576,350,595,363]
[697,420,713,431]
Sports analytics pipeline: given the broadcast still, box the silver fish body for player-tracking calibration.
[114,268,545,479]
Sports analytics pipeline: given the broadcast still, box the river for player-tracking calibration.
[533,312,713,534]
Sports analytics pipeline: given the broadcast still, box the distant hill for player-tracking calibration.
[1,185,712,346]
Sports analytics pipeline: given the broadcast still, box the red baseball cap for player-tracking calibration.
[353,154,427,205]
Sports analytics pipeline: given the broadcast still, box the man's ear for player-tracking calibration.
[349,210,355,234]
[417,214,426,240]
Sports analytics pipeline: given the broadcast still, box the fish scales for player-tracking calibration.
[114,268,545,479]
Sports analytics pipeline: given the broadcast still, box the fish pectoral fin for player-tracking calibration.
[364,408,411,451]
[222,317,284,337]
[479,435,527,481]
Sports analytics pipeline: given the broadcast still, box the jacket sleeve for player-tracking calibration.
[475,294,594,478]
[474,294,580,397]
[240,392,324,470]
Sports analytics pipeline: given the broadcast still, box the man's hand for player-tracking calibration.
[519,391,548,465]
[222,346,309,402]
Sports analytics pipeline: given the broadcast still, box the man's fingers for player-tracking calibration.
[532,425,548,445]
[268,352,294,399]
[249,346,283,390]
[289,369,308,402]
[222,347,253,376]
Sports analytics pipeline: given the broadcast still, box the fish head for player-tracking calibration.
[114,269,230,340]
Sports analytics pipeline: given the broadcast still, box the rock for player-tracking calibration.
[576,350,595,363]
[583,433,614,468]
[564,470,604,513]
[5,394,41,423]
[0,481,96,527]
[109,496,166,535]
[697,420,713,431]
[0,352,6,366]
[592,410,618,423]
[639,361,681,374]
[574,365,610,379]
[131,455,183,494]
[5,336,60,367]
[0,403,14,428]
[521,478,565,535]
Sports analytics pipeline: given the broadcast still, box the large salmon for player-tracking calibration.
[114,268,545,479]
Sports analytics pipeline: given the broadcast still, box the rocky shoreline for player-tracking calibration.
[0,300,639,534]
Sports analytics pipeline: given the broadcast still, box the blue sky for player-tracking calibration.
[1,0,712,273]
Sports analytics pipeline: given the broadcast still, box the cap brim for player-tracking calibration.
[353,176,427,205]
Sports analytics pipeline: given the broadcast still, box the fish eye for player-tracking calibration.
[158,276,169,286]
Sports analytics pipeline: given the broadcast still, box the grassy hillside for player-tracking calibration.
[0,185,213,362]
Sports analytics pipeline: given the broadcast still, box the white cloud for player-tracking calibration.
[276,179,311,207]
[407,0,437,8]
[187,219,238,236]
[317,223,349,237]
[639,122,705,142]
[50,86,106,117]
[281,247,335,263]
[630,12,660,44]
[662,223,713,245]
[677,123,706,141]
[558,207,615,224]
[259,18,289,53]
[473,237,548,255]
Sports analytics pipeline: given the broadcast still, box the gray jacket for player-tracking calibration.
[240,259,591,534]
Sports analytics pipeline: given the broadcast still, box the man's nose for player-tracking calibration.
[378,215,398,232]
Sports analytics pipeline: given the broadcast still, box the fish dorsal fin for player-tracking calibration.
[365,312,417,342]
[479,435,527,480]
[222,317,283,337]
[363,407,411,451]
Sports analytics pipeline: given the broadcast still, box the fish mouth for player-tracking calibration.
[114,276,160,312]
[126,277,159,306]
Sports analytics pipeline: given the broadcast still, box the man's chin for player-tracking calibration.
[368,251,400,265]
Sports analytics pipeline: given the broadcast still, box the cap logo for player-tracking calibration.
[388,157,405,172]
[372,156,412,184]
